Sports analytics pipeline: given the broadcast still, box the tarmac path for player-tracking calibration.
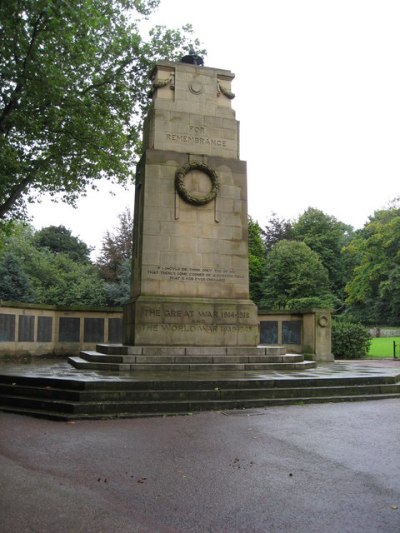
[1,399,400,533]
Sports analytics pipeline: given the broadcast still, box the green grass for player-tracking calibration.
[366,337,400,358]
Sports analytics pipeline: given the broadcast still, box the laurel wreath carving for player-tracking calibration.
[217,82,235,99]
[175,162,220,206]
[148,76,175,97]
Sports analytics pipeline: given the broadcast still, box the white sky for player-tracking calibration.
[28,0,400,257]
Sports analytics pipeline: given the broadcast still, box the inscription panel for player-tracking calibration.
[18,315,35,342]
[0,313,16,342]
[84,318,104,343]
[282,320,302,345]
[108,318,123,343]
[260,321,278,345]
[59,317,80,342]
[145,266,245,284]
[126,297,259,346]
[37,316,53,342]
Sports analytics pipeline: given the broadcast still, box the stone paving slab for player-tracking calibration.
[0,358,399,383]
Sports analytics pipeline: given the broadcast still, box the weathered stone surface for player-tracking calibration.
[124,60,258,347]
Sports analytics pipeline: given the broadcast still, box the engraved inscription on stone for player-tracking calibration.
[282,320,302,345]
[84,318,104,343]
[37,316,53,342]
[145,266,245,283]
[18,315,35,342]
[0,313,16,342]
[108,318,123,343]
[59,317,80,342]
[260,321,278,345]
[166,133,227,148]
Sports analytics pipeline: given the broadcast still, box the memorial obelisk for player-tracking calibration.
[123,54,259,346]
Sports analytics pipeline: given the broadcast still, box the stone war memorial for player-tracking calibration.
[124,55,259,348]
[67,53,319,371]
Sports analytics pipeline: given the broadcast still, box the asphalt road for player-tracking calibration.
[1,399,400,533]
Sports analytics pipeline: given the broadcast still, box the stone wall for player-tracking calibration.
[0,302,123,358]
[0,303,332,361]
[258,309,333,362]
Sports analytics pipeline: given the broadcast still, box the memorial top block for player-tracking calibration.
[144,61,239,159]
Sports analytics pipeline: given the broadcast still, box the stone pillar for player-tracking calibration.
[123,60,259,346]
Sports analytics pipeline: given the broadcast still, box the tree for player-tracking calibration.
[291,208,354,301]
[0,221,107,305]
[33,225,91,263]
[0,251,36,301]
[104,257,132,306]
[344,203,400,325]
[29,252,107,306]
[259,240,334,310]
[248,217,266,305]
[262,213,293,253]
[0,0,202,219]
[96,208,133,281]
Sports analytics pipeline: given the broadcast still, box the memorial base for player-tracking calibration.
[123,295,259,346]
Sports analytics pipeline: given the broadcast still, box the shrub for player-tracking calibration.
[332,318,371,359]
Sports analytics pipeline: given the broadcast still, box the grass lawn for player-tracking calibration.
[367,337,400,358]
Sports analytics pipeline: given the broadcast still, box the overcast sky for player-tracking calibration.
[28,0,400,256]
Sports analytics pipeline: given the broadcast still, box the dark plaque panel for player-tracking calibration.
[282,320,302,344]
[18,315,35,342]
[0,313,16,342]
[108,318,123,343]
[59,317,80,342]
[84,318,104,343]
[260,321,278,344]
[37,316,53,342]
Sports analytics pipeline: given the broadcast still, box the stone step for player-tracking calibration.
[95,344,288,357]
[80,350,305,365]
[1,371,400,420]
[69,355,316,372]
[2,390,400,420]
[2,382,400,403]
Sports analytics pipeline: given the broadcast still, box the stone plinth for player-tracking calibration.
[124,296,258,346]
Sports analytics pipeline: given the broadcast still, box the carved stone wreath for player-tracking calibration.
[175,162,220,206]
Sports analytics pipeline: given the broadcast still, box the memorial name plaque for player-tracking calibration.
[18,315,34,342]
[282,320,302,345]
[59,317,80,342]
[108,318,123,343]
[0,313,16,342]
[84,318,104,343]
[37,316,53,343]
[260,321,278,345]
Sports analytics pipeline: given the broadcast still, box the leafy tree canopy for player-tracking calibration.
[33,225,92,263]
[0,250,36,302]
[259,240,334,310]
[96,207,133,281]
[291,207,354,299]
[0,0,203,219]
[0,221,106,305]
[344,202,400,325]
[262,213,293,253]
[248,216,266,305]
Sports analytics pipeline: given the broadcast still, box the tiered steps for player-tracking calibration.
[68,344,317,372]
[1,372,400,421]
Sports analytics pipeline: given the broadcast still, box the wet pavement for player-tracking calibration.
[1,358,400,532]
[1,397,400,532]
[1,357,400,382]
